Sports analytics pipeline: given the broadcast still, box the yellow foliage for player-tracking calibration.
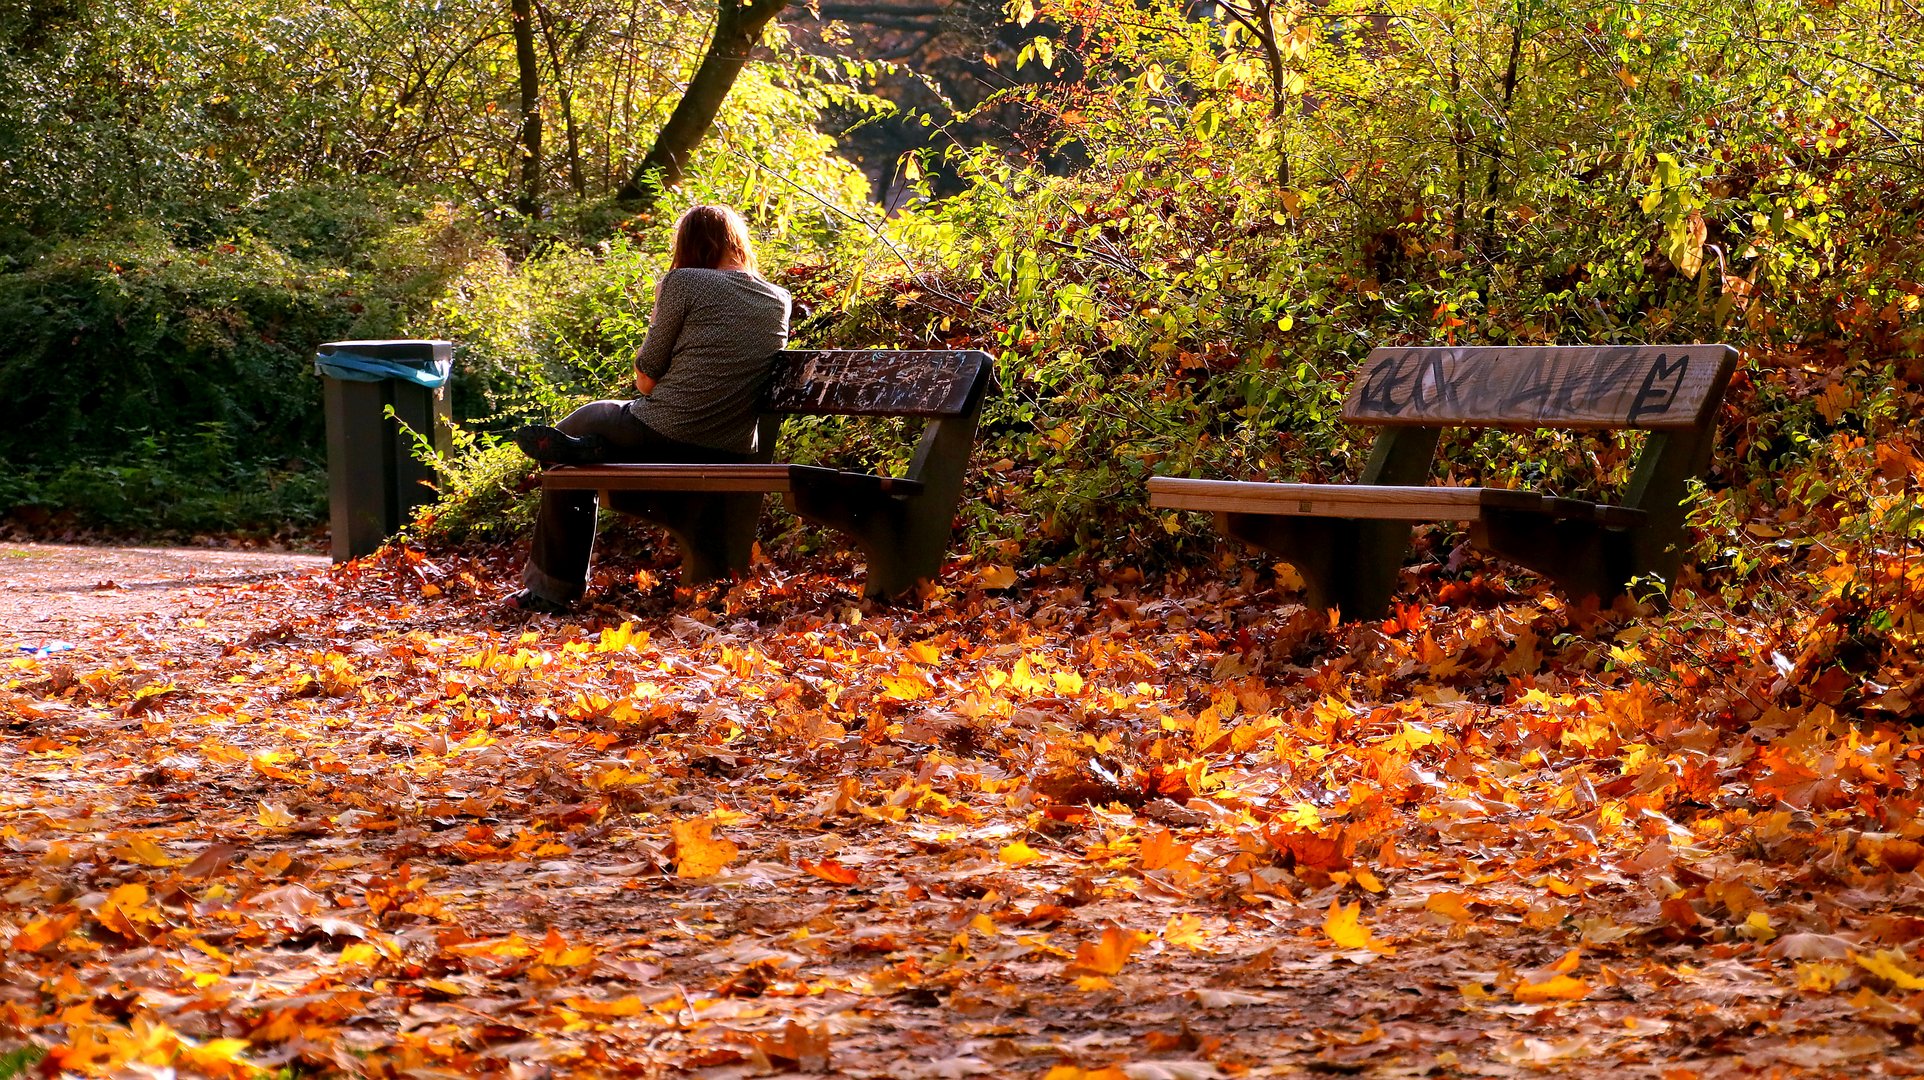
[670,818,740,879]
[1324,900,1394,955]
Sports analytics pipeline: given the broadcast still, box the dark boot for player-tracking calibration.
[513,425,607,466]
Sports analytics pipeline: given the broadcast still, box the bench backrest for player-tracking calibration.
[766,349,992,418]
[1344,345,1738,431]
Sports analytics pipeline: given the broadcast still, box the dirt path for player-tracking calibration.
[0,543,330,654]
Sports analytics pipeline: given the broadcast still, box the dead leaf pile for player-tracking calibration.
[3,524,1924,1077]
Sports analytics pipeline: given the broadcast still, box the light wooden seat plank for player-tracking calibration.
[544,463,925,498]
[1147,478,1543,521]
[546,464,799,493]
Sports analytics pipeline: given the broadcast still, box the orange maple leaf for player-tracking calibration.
[1513,974,1591,1002]
[1066,926,1151,977]
[1324,899,1395,955]
[801,858,861,884]
[1140,828,1195,872]
[670,818,740,879]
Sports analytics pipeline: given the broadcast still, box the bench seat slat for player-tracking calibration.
[1148,478,1650,527]
[1147,478,1541,520]
[542,463,924,498]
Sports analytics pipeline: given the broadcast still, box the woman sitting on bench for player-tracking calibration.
[504,204,791,614]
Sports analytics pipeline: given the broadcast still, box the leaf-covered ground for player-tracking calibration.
[4,539,1924,1078]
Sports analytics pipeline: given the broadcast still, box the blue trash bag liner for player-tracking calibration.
[315,350,452,389]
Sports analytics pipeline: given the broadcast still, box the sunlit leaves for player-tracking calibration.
[1322,900,1394,956]
[1066,926,1152,978]
[11,488,1924,1078]
[999,839,1044,865]
[670,818,741,879]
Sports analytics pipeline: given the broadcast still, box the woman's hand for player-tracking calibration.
[634,370,657,397]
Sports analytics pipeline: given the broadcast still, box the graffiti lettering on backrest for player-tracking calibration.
[1574,349,1651,418]
[1357,348,1697,424]
[1357,351,1417,414]
[774,351,978,414]
[1627,352,1690,423]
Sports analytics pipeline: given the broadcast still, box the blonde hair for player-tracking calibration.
[669,204,758,274]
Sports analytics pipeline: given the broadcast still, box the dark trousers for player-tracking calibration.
[521,400,750,602]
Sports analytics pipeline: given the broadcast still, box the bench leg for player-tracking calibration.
[605,491,763,584]
[784,392,983,602]
[1472,513,1643,608]
[1620,429,1714,604]
[1219,513,1409,620]
[785,490,940,601]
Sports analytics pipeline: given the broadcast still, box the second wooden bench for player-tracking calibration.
[1149,344,1739,618]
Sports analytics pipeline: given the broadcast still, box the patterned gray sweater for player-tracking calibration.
[628,267,791,453]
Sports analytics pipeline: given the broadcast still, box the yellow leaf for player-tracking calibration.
[1066,926,1150,976]
[176,1035,255,1076]
[257,801,295,828]
[1324,899,1394,955]
[338,943,379,967]
[1513,975,1591,1003]
[95,883,161,939]
[11,911,80,953]
[536,928,596,967]
[1162,914,1210,952]
[1796,960,1851,992]
[802,858,862,885]
[1140,829,1194,872]
[880,673,929,701]
[999,840,1043,865]
[1854,949,1924,991]
[978,565,1018,589]
[1426,891,1475,924]
[116,837,183,867]
[670,818,740,879]
[567,994,644,1017]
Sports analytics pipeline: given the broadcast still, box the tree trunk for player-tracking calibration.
[1482,1,1526,251]
[616,0,791,206]
[535,0,592,197]
[512,0,543,217]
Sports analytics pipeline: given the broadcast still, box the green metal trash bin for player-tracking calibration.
[315,339,454,562]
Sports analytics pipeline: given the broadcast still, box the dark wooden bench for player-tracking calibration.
[542,349,993,600]
[1148,344,1739,618]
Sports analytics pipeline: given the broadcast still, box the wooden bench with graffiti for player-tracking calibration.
[543,349,994,601]
[1148,344,1740,618]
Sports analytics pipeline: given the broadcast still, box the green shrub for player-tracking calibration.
[0,199,485,534]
